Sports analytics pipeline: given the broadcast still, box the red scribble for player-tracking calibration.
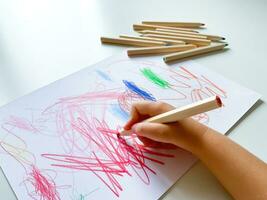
[162,66,228,123]
[178,66,227,101]
[166,66,227,101]
[39,87,145,155]
[201,75,227,97]
[0,121,61,200]
[23,165,60,200]
[42,117,174,197]
[40,89,125,154]
[117,90,144,113]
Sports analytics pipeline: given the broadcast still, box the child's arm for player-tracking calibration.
[123,101,267,200]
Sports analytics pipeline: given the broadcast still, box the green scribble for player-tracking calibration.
[140,68,170,88]
[79,194,85,200]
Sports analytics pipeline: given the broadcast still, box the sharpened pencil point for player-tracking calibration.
[118,128,132,136]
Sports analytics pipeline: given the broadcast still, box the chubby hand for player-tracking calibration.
[122,101,209,153]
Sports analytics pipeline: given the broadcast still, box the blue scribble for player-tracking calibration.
[96,70,112,81]
[110,104,129,121]
[122,80,156,101]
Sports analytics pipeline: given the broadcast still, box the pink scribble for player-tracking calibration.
[117,90,144,113]
[178,66,227,101]
[163,66,227,123]
[23,166,60,200]
[2,115,39,134]
[42,117,173,197]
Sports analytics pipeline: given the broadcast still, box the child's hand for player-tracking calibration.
[122,101,209,152]
[123,102,267,200]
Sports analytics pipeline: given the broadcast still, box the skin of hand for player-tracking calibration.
[122,101,209,153]
[122,101,267,200]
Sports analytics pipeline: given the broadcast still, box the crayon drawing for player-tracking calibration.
[0,53,260,200]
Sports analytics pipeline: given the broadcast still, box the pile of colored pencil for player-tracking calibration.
[100,21,228,63]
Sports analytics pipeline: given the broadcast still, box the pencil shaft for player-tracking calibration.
[127,44,196,56]
[140,30,207,39]
[142,21,205,28]
[156,28,225,41]
[143,34,211,46]
[163,43,227,62]
[119,35,186,45]
[145,96,221,123]
[120,96,222,135]
[101,37,166,47]
[133,24,198,33]
[156,28,202,36]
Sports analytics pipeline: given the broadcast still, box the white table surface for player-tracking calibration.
[0,0,266,199]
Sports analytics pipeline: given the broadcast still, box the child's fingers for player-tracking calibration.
[124,101,154,130]
[132,101,174,116]
[124,101,174,130]
[132,122,174,144]
[138,136,178,149]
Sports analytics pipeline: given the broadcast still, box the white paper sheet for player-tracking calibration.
[0,52,260,200]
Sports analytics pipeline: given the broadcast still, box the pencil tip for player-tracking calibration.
[118,127,124,134]
[224,43,229,47]
[222,37,226,40]
[118,128,131,136]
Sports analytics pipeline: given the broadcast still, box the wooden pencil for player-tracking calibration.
[156,28,225,41]
[100,37,167,47]
[142,21,205,28]
[155,28,202,35]
[163,43,228,63]
[142,34,211,46]
[119,34,186,45]
[127,44,197,56]
[139,30,208,39]
[120,95,222,135]
[133,24,198,33]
